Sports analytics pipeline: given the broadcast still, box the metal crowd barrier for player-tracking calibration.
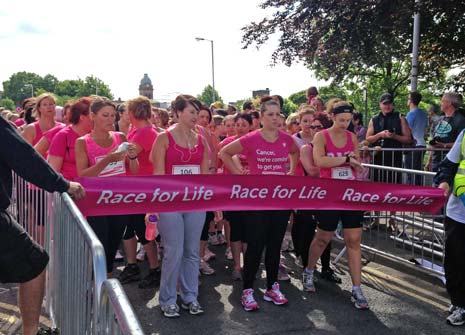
[8,174,144,335]
[340,146,449,278]
[99,279,144,335]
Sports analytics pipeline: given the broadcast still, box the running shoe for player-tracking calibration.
[114,249,124,262]
[217,233,226,245]
[209,233,220,246]
[447,307,465,326]
[232,269,242,281]
[203,247,216,262]
[161,304,180,318]
[449,304,457,314]
[320,268,342,284]
[225,247,233,260]
[118,263,141,284]
[199,259,215,275]
[138,268,161,289]
[136,247,146,261]
[242,289,259,311]
[302,269,316,292]
[263,282,288,305]
[181,300,204,315]
[351,288,369,310]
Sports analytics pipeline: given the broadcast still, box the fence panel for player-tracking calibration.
[99,279,145,335]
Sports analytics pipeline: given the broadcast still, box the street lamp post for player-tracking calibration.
[195,37,215,101]
[25,84,34,97]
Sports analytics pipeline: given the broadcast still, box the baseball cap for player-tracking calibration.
[379,93,393,104]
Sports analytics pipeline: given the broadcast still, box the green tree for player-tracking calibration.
[242,0,465,94]
[282,98,297,116]
[197,85,222,106]
[79,75,113,99]
[288,90,307,106]
[0,97,15,110]
[55,79,83,97]
[2,72,42,104]
[41,74,59,92]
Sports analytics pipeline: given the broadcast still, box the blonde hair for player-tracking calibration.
[33,93,56,118]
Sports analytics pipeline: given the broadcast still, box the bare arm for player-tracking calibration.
[312,132,346,168]
[365,119,383,144]
[48,155,64,173]
[300,145,319,177]
[75,138,126,177]
[21,124,36,145]
[151,133,168,175]
[288,142,299,176]
[34,136,50,156]
[200,137,210,174]
[219,139,245,175]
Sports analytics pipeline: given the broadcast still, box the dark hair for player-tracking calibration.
[21,98,36,124]
[242,101,253,111]
[116,103,126,114]
[90,96,115,114]
[272,95,284,109]
[69,97,92,125]
[251,111,260,120]
[312,112,331,129]
[199,105,212,123]
[154,108,169,127]
[428,104,440,115]
[307,86,319,97]
[234,112,253,125]
[127,96,152,121]
[352,111,363,126]
[409,92,422,105]
[259,96,274,104]
[259,99,280,115]
[216,109,227,117]
[171,94,201,118]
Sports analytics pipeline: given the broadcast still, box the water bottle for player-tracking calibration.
[145,214,158,241]
[115,142,129,153]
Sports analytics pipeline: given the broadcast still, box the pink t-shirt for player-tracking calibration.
[127,125,157,175]
[44,124,66,144]
[32,121,64,146]
[239,130,295,175]
[220,135,249,174]
[14,119,25,127]
[48,126,81,181]
[165,130,204,175]
[83,132,126,177]
[319,129,356,180]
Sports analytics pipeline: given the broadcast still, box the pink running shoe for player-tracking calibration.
[242,289,259,311]
[263,282,288,305]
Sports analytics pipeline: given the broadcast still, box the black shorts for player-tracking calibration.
[0,211,49,283]
[315,210,363,232]
[122,214,149,245]
[224,211,245,242]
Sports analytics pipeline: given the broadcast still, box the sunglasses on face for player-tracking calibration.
[291,121,300,126]
[310,125,324,129]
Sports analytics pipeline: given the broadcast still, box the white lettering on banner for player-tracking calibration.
[172,165,200,175]
[151,188,179,202]
[298,186,327,199]
[342,188,379,203]
[331,167,353,180]
[182,186,214,201]
[230,185,269,199]
[96,190,147,204]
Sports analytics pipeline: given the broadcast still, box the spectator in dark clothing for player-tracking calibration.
[0,117,85,335]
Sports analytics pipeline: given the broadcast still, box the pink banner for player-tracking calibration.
[75,175,446,216]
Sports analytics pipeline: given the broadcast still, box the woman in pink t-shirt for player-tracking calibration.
[302,102,369,310]
[75,97,139,276]
[48,97,93,180]
[118,96,161,289]
[220,100,299,312]
[21,93,61,146]
[150,94,208,318]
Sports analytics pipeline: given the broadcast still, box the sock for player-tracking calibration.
[304,267,314,274]
[352,285,361,292]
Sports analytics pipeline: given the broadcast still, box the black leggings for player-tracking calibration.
[292,210,331,270]
[200,211,214,241]
[87,215,127,273]
[243,210,289,290]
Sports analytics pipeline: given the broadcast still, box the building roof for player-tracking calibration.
[140,73,152,86]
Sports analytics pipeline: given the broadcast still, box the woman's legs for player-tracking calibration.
[343,228,363,286]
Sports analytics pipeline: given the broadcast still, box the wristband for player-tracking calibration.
[345,154,350,163]
[129,155,138,160]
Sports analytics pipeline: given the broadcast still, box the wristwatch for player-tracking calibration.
[345,154,350,163]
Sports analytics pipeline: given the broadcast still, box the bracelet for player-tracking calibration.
[129,155,138,160]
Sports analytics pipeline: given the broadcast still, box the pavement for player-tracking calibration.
[1,241,461,335]
[118,242,462,335]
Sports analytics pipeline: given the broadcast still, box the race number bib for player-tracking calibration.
[331,167,353,180]
[172,165,200,175]
[95,156,126,177]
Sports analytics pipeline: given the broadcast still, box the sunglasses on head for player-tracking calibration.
[310,125,324,129]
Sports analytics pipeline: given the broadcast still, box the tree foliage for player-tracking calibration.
[2,72,114,105]
[197,85,223,106]
[242,0,465,94]
[0,97,15,110]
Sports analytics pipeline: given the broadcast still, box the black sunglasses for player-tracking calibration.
[291,121,300,126]
[310,125,324,129]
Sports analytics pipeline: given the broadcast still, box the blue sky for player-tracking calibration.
[0,0,322,103]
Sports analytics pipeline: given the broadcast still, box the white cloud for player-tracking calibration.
[0,0,322,102]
